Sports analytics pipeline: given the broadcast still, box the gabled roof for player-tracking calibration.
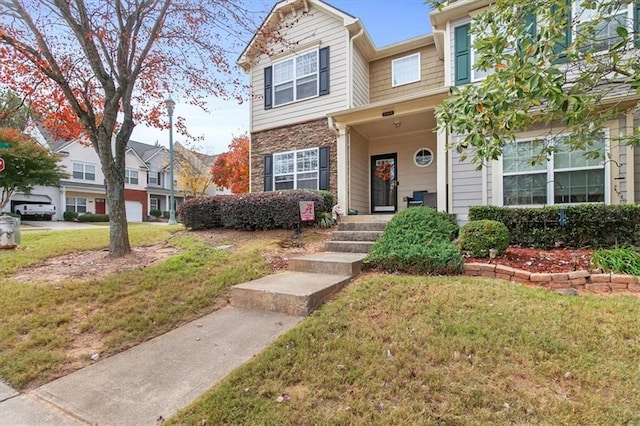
[127,140,166,163]
[238,0,361,71]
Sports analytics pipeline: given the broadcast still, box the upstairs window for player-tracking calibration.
[574,3,630,52]
[264,47,330,109]
[273,50,318,106]
[125,169,139,185]
[392,53,420,87]
[72,162,96,181]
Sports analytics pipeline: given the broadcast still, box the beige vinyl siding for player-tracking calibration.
[369,130,437,211]
[451,148,483,224]
[349,129,369,213]
[250,6,349,133]
[352,46,369,107]
[369,45,444,104]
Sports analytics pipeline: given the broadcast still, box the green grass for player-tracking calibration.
[2,224,183,274]
[0,227,276,389]
[170,275,640,425]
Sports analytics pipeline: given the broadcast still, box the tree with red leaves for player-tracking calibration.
[211,134,249,194]
[0,0,257,257]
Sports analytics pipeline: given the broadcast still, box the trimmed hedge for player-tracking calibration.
[178,190,326,231]
[459,219,509,257]
[364,207,463,275]
[469,204,640,249]
[63,211,78,221]
[78,213,109,222]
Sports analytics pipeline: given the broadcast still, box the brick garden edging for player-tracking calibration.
[463,263,640,294]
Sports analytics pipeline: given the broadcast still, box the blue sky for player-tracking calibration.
[131,0,434,154]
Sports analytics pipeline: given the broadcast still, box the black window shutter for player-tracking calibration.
[635,0,640,47]
[319,147,329,190]
[319,46,330,96]
[454,24,471,85]
[524,12,537,39]
[552,0,571,63]
[264,155,273,191]
[264,66,273,110]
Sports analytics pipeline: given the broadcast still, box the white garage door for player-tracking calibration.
[125,201,143,222]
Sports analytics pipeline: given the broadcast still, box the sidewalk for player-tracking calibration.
[0,307,303,425]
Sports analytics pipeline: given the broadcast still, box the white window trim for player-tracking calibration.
[72,162,96,181]
[572,2,634,51]
[498,131,610,207]
[391,53,421,87]
[272,48,320,108]
[273,147,320,190]
[66,196,87,213]
[125,168,139,185]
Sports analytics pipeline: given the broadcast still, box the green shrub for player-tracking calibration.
[149,209,162,218]
[470,204,640,249]
[163,211,170,219]
[77,213,109,222]
[314,190,334,213]
[316,212,334,229]
[364,207,463,275]
[178,190,325,231]
[591,247,640,276]
[220,190,324,231]
[63,211,78,222]
[458,220,509,258]
[177,196,225,230]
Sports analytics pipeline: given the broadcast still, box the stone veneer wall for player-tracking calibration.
[250,118,337,197]
[463,263,640,294]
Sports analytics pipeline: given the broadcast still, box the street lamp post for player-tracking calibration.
[165,97,177,225]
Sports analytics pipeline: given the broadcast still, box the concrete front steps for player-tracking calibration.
[230,215,390,316]
[324,214,391,253]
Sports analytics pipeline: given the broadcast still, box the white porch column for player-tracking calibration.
[59,186,66,220]
[436,128,447,211]
[336,122,349,212]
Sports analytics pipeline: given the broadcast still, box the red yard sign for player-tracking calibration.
[299,201,315,222]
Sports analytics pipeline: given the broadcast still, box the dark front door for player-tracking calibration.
[371,153,398,213]
[95,198,106,214]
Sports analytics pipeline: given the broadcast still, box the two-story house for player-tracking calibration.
[5,124,224,221]
[240,0,640,223]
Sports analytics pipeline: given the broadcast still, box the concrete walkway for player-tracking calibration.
[0,307,302,425]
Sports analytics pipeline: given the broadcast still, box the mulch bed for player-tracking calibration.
[465,247,593,274]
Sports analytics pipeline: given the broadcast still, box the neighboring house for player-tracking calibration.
[239,0,640,223]
[3,125,228,221]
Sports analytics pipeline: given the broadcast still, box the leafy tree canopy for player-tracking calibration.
[0,91,30,130]
[212,134,249,194]
[0,127,67,210]
[427,0,640,168]
[174,142,214,197]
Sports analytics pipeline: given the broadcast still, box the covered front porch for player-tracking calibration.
[330,89,449,215]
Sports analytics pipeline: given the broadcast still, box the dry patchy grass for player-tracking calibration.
[170,274,640,425]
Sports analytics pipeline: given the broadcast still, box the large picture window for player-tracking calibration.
[503,134,606,206]
[273,148,319,190]
[392,53,420,87]
[273,50,318,106]
[72,162,96,181]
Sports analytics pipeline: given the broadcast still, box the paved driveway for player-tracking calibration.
[21,220,104,231]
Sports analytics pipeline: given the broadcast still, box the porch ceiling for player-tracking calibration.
[351,111,436,139]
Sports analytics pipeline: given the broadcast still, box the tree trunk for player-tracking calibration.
[97,129,131,258]
[105,175,130,257]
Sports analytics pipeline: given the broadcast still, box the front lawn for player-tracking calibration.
[170,275,640,425]
[0,226,280,389]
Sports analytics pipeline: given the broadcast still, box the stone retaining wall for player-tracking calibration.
[463,263,640,294]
